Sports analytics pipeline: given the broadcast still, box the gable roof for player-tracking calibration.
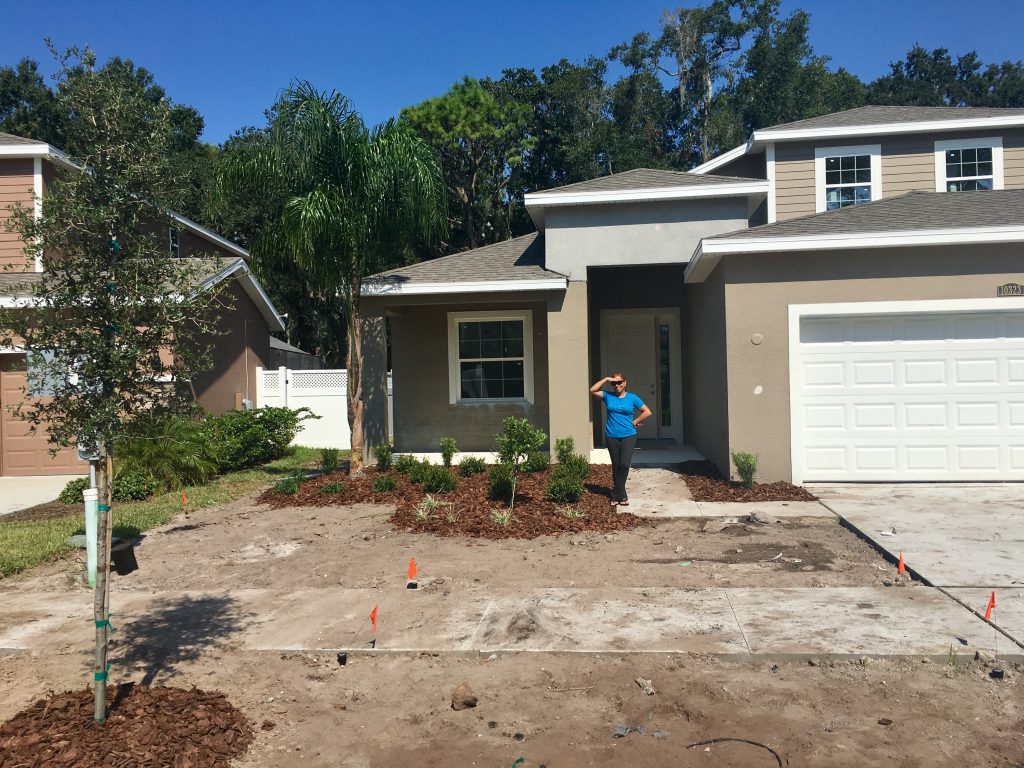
[363,233,567,296]
[687,189,1024,281]
[526,168,765,196]
[0,132,47,147]
[766,105,1024,133]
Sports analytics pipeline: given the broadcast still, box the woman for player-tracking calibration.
[590,372,652,506]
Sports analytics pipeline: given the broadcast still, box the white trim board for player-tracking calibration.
[813,144,882,213]
[933,136,1004,192]
[446,309,535,406]
[753,114,1024,145]
[765,143,776,223]
[32,157,43,272]
[363,278,567,296]
[689,143,750,175]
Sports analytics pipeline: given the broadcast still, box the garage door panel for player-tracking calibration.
[1,368,84,476]
[794,308,1024,481]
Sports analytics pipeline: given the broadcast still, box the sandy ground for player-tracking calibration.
[1,495,1021,767]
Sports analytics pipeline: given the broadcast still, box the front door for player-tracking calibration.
[600,309,682,444]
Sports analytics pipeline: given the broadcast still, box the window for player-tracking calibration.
[935,137,1003,192]
[814,145,882,213]
[447,311,533,404]
[168,227,180,257]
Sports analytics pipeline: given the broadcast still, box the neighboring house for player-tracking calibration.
[0,132,284,476]
[361,106,1024,484]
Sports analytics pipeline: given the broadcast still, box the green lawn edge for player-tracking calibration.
[0,446,324,578]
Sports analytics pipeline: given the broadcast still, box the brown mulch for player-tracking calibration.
[0,684,252,768]
[0,501,78,523]
[258,465,648,539]
[678,460,817,502]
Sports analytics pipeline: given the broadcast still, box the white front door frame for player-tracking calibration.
[599,307,683,445]
[788,296,1024,484]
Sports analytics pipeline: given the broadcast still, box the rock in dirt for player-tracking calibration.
[878,718,893,726]
[451,682,478,710]
[635,677,656,696]
[613,725,647,738]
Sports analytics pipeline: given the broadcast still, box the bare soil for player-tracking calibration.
[1,494,1020,767]
[678,461,818,502]
[0,500,78,523]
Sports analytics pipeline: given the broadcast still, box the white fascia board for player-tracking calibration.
[168,211,251,259]
[752,115,1024,145]
[0,297,36,308]
[0,144,78,170]
[524,180,768,208]
[688,142,752,174]
[683,243,719,283]
[196,258,286,332]
[362,277,567,297]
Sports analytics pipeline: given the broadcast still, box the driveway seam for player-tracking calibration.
[723,590,752,655]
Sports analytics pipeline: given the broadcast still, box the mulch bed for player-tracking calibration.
[0,501,78,523]
[0,684,252,768]
[678,460,817,502]
[258,465,648,539]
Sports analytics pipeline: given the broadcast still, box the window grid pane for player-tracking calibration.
[945,145,996,187]
[457,320,526,400]
[824,154,872,209]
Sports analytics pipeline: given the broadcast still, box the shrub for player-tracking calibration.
[439,437,457,468]
[374,443,393,472]
[495,417,547,467]
[116,414,218,491]
[559,505,585,519]
[372,474,397,493]
[393,454,418,475]
[273,470,305,495]
[319,481,343,494]
[112,466,159,502]
[407,458,434,484]
[415,495,444,520]
[421,465,458,494]
[458,456,486,476]
[490,508,514,527]
[524,451,550,473]
[206,406,315,473]
[58,477,91,505]
[554,436,575,465]
[487,463,515,503]
[320,448,340,474]
[545,466,585,504]
[731,450,758,489]
[559,452,591,480]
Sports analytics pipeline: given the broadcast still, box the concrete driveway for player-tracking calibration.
[814,483,1024,650]
[0,475,82,516]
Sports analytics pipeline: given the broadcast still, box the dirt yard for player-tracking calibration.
[1,494,1021,767]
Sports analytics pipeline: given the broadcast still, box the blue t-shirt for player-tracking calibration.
[602,391,646,438]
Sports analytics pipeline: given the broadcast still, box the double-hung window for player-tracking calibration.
[935,137,1003,192]
[447,310,534,404]
[814,144,882,212]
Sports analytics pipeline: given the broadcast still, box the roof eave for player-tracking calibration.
[197,258,286,331]
[688,141,756,174]
[362,277,568,297]
[750,115,1024,147]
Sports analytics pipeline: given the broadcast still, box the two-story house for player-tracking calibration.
[0,131,285,476]
[361,106,1024,484]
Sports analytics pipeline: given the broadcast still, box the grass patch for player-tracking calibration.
[0,447,321,578]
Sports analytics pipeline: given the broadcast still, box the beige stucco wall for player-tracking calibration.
[682,267,729,471]
[720,243,1024,481]
[544,198,750,280]
[773,127,1024,221]
[548,281,592,452]
[0,159,35,270]
[385,298,550,452]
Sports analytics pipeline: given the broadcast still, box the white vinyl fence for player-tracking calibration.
[255,366,392,449]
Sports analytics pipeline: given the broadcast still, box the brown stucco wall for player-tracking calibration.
[774,127,1024,221]
[386,298,550,452]
[682,266,729,471]
[720,243,1024,481]
[191,280,272,414]
[0,158,35,270]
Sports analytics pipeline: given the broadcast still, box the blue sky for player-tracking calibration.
[3,0,1024,144]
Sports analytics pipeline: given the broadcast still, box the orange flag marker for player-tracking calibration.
[897,552,906,575]
[369,605,379,633]
[407,557,418,581]
[985,591,996,622]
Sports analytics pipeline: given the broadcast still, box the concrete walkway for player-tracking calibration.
[0,475,82,516]
[0,585,1011,661]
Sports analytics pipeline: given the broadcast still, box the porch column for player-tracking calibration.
[360,304,389,459]
[546,281,592,454]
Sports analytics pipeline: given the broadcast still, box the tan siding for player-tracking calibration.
[773,142,815,220]
[0,159,35,270]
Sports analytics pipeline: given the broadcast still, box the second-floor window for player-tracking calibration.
[814,144,882,213]
[168,227,180,257]
[935,137,1003,192]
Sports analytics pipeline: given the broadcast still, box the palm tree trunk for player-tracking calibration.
[347,298,364,470]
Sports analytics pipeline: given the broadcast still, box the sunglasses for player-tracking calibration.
[610,380,625,386]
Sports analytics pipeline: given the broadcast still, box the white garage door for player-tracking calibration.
[792,308,1024,482]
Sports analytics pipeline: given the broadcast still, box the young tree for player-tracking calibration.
[212,83,446,466]
[0,46,225,722]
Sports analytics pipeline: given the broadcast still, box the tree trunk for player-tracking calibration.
[92,448,113,722]
[347,300,364,470]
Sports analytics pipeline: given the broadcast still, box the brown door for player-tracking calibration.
[0,361,84,476]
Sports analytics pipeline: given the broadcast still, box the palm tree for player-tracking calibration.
[212,82,446,465]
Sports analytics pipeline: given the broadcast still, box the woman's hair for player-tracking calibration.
[611,371,626,382]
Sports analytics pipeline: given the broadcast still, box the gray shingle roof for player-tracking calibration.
[714,190,1024,241]
[527,167,764,196]
[0,132,47,147]
[764,105,1024,133]
[0,258,241,298]
[366,233,564,286]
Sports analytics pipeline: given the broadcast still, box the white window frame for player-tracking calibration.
[934,136,1003,192]
[447,310,534,405]
[814,144,882,213]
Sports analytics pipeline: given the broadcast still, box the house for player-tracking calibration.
[0,132,284,476]
[360,106,1024,484]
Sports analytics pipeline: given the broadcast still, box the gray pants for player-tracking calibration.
[606,434,637,501]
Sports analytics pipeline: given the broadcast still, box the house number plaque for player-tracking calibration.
[997,283,1024,296]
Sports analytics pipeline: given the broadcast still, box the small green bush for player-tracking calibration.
[731,450,758,489]
[554,436,575,465]
[487,463,515,503]
[117,414,218,491]
[559,452,591,480]
[421,465,458,494]
[490,508,514,527]
[545,466,585,504]
[111,467,159,502]
[372,474,397,493]
[320,448,340,474]
[374,443,393,472]
[393,454,418,475]
[206,407,315,473]
[524,451,550,473]
[458,456,486,476]
[495,417,547,467]
[319,481,344,494]
[273,470,305,495]
[57,477,91,505]
[407,458,434,484]
[439,437,457,468]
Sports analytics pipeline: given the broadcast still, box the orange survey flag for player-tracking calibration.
[369,605,379,633]
[407,557,417,581]
[182,491,188,506]
[897,552,905,575]
[985,591,996,622]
